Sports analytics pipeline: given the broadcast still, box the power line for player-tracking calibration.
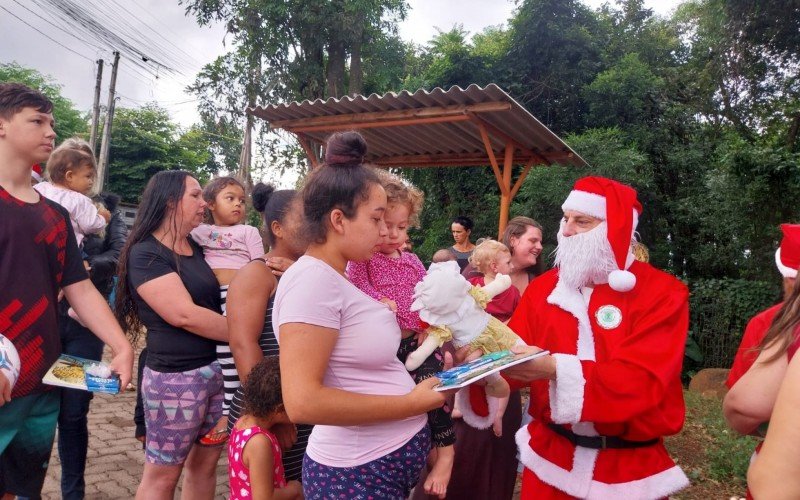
[9,0,108,55]
[30,0,184,80]
[107,0,204,70]
[0,4,95,63]
[129,0,209,65]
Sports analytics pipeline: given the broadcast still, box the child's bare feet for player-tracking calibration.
[199,414,229,446]
[492,416,503,437]
[424,444,454,498]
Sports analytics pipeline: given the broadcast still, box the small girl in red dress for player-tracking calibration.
[228,356,302,500]
[467,239,521,323]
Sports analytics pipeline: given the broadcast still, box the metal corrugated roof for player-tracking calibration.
[249,84,587,168]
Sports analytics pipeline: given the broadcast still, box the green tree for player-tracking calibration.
[106,104,213,202]
[0,62,87,143]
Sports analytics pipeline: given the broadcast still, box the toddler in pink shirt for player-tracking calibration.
[347,171,455,498]
[228,356,302,500]
[191,176,264,444]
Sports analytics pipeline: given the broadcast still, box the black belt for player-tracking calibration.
[546,423,659,450]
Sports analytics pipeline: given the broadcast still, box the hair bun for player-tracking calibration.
[324,131,367,168]
[252,183,276,213]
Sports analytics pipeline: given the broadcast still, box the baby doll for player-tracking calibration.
[408,260,519,433]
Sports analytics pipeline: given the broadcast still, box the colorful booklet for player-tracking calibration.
[434,349,550,391]
[43,354,120,394]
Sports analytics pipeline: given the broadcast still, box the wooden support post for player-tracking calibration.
[498,141,514,237]
[476,122,509,197]
[510,158,537,199]
[296,134,320,168]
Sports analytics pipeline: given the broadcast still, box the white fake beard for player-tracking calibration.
[554,221,618,290]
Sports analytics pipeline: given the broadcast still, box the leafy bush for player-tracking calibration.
[689,278,780,369]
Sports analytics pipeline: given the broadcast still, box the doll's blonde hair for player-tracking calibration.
[375,170,424,227]
[469,239,511,275]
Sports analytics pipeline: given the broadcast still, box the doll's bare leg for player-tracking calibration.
[425,444,454,498]
[480,273,512,299]
[405,335,441,371]
[492,395,510,437]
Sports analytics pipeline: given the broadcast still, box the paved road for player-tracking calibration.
[41,348,230,499]
[40,347,522,499]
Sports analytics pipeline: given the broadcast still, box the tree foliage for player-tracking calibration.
[106,104,216,202]
[0,62,87,143]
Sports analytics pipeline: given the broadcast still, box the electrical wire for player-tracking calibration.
[0,4,95,63]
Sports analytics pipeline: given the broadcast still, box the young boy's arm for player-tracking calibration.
[62,280,133,390]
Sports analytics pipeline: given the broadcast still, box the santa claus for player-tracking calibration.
[463,176,690,498]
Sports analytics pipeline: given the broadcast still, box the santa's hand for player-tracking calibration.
[502,345,555,382]
[0,372,10,407]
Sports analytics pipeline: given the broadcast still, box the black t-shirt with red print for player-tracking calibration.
[0,186,88,398]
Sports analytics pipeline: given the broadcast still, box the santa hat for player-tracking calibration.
[775,224,800,279]
[31,164,43,183]
[561,176,643,292]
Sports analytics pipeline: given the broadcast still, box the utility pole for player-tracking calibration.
[96,51,119,194]
[88,59,104,152]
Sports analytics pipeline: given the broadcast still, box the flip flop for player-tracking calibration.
[199,428,229,446]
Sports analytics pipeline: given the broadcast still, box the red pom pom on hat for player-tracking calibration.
[562,176,642,292]
[776,223,800,279]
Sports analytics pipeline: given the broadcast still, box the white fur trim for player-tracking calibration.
[516,426,690,499]
[547,283,595,361]
[775,248,798,278]
[455,388,500,430]
[516,425,598,497]
[549,354,585,424]
[562,190,607,220]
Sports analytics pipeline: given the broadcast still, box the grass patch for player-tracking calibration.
[667,391,759,498]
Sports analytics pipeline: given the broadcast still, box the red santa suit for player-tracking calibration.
[462,177,690,498]
[509,264,689,498]
[727,303,782,388]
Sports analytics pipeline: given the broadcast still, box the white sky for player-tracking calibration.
[0,0,679,186]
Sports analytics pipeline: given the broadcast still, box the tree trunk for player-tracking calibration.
[348,14,364,96]
[787,112,800,152]
[327,39,347,98]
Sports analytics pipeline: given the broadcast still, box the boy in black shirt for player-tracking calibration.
[0,83,134,498]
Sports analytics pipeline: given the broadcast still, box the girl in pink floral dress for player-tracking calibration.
[228,356,302,500]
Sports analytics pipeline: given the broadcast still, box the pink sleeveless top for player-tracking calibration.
[228,425,287,499]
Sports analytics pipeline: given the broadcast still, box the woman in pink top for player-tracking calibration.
[274,131,448,499]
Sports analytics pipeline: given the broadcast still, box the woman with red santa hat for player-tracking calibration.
[462,176,690,499]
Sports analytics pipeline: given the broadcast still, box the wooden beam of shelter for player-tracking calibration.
[468,113,551,166]
[372,152,540,167]
[269,101,511,131]
[288,114,471,134]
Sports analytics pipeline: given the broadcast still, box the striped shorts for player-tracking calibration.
[217,285,238,415]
